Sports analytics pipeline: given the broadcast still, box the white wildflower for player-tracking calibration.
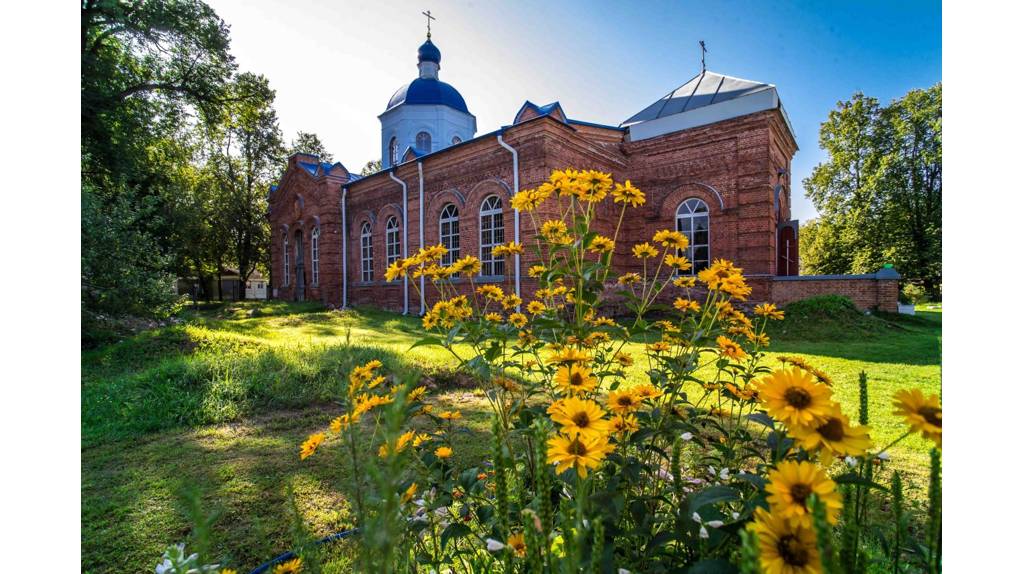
[681,432,694,441]
[707,520,724,528]
[692,512,702,523]
[699,525,709,539]
[486,538,506,551]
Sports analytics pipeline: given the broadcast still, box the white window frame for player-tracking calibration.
[385,216,401,278]
[360,222,374,282]
[451,135,462,145]
[283,235,290,286]
[479,195,505,277]
[416,131,432,153]
[675,198,711,274]
[311,227,320,286]
[439,204,460,266]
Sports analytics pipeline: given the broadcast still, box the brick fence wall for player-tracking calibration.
[769,268,901,313]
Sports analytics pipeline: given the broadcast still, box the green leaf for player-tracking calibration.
[687,558,739,574]
[440,522,471,550]
[746,412,775,429]
[688,485,740,513]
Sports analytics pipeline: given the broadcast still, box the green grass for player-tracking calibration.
[82,300,940,573]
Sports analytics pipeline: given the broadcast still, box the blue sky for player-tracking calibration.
[207,0,940,222]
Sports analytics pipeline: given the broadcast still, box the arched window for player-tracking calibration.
[676,198,710,274]
[389,137,398,166]
[311,227,320,286]
[360,222,374,282]
[439,204,460,266]
[385,216,401,277]
[451,135,462,145]
[479,195,505,276]
[416,131,432,153]
[283,234,290,286]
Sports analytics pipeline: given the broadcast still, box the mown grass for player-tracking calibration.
[82,300,940,573]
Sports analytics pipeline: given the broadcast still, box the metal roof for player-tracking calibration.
[384,78,470,114]
[621,71,773,127]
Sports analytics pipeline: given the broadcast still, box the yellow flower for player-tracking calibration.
[378,430,417,457]
[546,432,614,478]
[330,414,352,433]
[484,312,503,323]
[527,300,547,315]
[477,284,505,301]
[648,341,670,353]
[551,347,591,364]
[502,294,523,310]
[790,410,873,465]
[588,235,615,254]
[493,241,524,256]
[746,331,771,347]
[665,253,692,271]
[506,532,528,557]
[548,397,612,439]
[631,382,664,401]
[408,386,427,401]
[508,312,527,328]
[412,432,431,447]
[528,264,546,278]
[757,368,836,428]
[617,272,641,285]
[755,302,785,320]
[434,446,453,459]
[673,297,701,313]
[439,410,463,421]
[540,219,569,241]
[300,433,325,460]
[610,414,640,435]
[577,170,613,202]
[748,508,821,574]
[220,570,238,574]
[766,461,843,527]
[893,388,941,448]
[716,335,748,361]
[272,558,303,574]
[607,388,642,414]
[385,259,408,282]
[401,482,418,504]
[632,242,658,259]
[653,229,689,249]
[614,352,634,367]
[450,255,482,275]
[611,180,645,207]
[673,275,697,288]
[510,188,544,211]
[554,363,598,395]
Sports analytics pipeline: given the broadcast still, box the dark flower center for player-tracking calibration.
[789,483,812,506]
[777,534,809,566]
[570,372,585,387]
[572,412,591,427]
[617,396,634,406]
[918,406,942,427]
[784,387,813,409]
[568,438,588,456]
[817,417,846,442]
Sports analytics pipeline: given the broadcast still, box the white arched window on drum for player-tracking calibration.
[439,204,460,266]
[479,195,505,276]
[360,222,373,282]
[385,216,401,279]
[311,227,320,286]
[416,131,432,153]
[675,198,710,274]
[389,137,398,166]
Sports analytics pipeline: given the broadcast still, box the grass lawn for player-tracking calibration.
[82,301,940,573]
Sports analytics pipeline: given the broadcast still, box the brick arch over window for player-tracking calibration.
[655,182,726,217]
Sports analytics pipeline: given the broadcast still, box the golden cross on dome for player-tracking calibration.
[700,40,707,72]
[422,10,435,39]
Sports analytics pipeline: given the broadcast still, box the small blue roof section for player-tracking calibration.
[298,161,320,176]
[385,78,470,114]
[514,101,567,125]
[418,39,441,64]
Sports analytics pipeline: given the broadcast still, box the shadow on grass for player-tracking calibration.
[82,396,497,573]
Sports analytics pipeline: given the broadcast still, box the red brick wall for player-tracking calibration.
[770,275,900,313]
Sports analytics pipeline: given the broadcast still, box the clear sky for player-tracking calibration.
[205,0,940,222]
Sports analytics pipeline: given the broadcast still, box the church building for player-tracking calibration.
[268,32,900,314]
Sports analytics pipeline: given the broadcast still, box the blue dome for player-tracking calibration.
[385,78,470,114]
[417,39,441,64]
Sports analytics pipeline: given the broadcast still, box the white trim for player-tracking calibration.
[439,203,460,266]
[417,161,426,315]
[628,88,780,142]
[341,188,348,307]
[478,195,505,277]
[360,221,374,282]
[283,234,290,287]
[496,134,521,306]
[675,198,711,274]
[389,171,410,314]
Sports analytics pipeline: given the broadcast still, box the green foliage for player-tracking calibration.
[802,85,942,297]
[766,296,893,341]
[900,283,929,305]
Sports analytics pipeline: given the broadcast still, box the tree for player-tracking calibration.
[802,84,941,297]
[360,159,382,176]
[287,131,333,162]
[206,73,284,300]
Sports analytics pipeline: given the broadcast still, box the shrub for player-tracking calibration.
[167,170,942,573]
[900,283,929,305]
